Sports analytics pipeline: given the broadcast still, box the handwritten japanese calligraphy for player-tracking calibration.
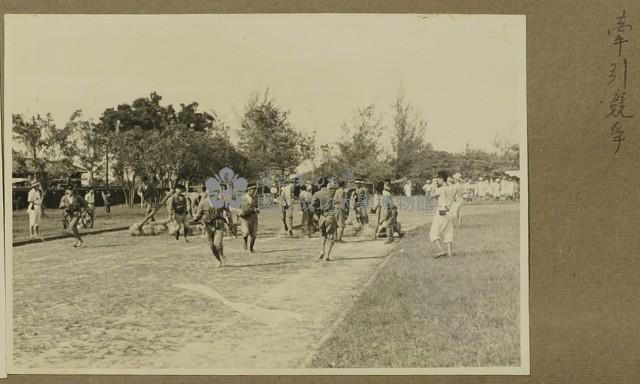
[605,9,634,153]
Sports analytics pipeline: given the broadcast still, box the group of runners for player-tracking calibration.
[145,175,405,267]
[24,168,516,264]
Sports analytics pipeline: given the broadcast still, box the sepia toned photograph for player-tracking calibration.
[3,14,528,374]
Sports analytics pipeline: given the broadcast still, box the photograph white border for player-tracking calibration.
[3,13,529,375]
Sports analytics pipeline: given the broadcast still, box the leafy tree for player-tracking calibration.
[336,105,393,183]
[177,102,215,132]
[12,149,28,175]
[238,91,316,179]
[66,110,105,186]
[12,113,77,189]
[413,145,457,180]
[99,92,245,205]
[12,114,52,180]
[109,127,151,205]
[390,92,427,178]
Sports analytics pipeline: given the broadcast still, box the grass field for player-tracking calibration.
[310,204,520,368]
[11,202,521,370]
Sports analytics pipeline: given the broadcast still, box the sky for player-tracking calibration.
[4,14,526,154]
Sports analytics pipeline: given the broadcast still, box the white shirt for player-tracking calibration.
[280,183,294,206]
[404,183,412,197]
[432,184,456,209]
[28,188,41,206]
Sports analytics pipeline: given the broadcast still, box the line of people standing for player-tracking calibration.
[422,176,519,202]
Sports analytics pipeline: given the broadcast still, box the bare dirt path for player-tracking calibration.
[11,203,513,370]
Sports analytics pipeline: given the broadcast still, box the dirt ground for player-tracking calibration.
[11,202,518,370]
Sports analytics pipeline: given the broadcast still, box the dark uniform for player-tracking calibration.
[170,188,190,242]
[67,192,89,247]
[356,184,369,225]
[313,185,338,260]
[101,190,112,214]
[239,186,259,252]
[142,183,157,222]
[379,190,400,243]
[333,185,349,241]
[299,185,315,237]
[193,196,227,266]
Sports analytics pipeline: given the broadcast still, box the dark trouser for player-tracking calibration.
[61,210,70,228]
[336,208,348,240]
[302,209,314,236]
[87,204,95,227]
[105,203,111,213]
[69,214,82,241]
[319,213,337,259]
[357,206,369,225]
[204,220,224,261]
[381,210,399,241]
[174,212,189,239]
[240,213,258,251]
[282,206,293,231]
[145,204,155,222]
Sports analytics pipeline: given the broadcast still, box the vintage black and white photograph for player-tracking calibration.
[3,14,528,374]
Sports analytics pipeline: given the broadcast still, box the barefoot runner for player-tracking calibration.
[193,190,227,267]
[239,183,259,253]
[170,184,190,242]
[312,182,338,261]
[67,189,89,248]
[280,175,295,236]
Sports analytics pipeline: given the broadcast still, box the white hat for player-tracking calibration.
[453,173,462,180]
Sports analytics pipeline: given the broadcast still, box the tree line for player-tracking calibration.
[314,92,519,183]
[13,90,518,206]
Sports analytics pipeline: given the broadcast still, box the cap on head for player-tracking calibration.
[437,170,449,180]
[454,173,462,180]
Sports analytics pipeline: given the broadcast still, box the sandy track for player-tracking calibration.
[11,203,512,370]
